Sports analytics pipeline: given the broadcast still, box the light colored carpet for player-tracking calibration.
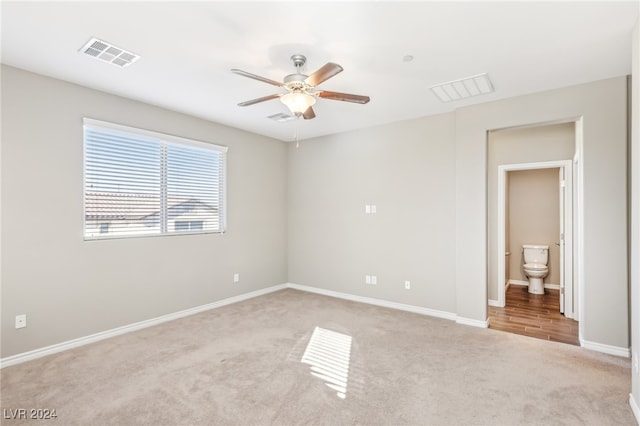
[0,289,635,425]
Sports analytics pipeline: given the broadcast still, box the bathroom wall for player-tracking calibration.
[487,123,575,301]
[508,168,560,285]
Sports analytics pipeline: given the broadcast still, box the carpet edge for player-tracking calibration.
[0,283,288,369]
[286,282,457,321]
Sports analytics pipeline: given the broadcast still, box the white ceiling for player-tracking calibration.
[2,1,638,142]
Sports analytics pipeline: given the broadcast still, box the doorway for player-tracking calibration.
[497,160,575,318]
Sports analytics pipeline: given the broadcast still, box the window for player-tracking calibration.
[175,220,204,232]
[83,118,227,239]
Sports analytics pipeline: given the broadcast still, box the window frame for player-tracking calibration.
[83,118,228,240]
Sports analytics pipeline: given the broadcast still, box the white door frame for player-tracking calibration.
[574,118,584,327]
[497,159,575,318]
[558,164,574,317]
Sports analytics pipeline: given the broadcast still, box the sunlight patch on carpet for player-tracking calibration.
[301,327,352,399]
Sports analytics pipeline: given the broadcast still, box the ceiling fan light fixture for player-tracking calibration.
[280,92,316,115]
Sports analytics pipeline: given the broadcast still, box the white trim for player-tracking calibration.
[488,299,501,307]
[497,159,574,315]
[456,316,489,328]
[575,118,584,329]
[286,283,457,321]
[580,339,631,358]
[2,279,628,370]
[0,284,287,369]
[630,394,640,425]
[288,283,486,328]
[83,117,228,152]
[497,167,507,308]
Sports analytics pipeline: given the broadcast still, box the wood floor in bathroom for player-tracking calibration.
[488,285,579,346]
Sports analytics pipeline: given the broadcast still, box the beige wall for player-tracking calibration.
[0,65,289,358]
[508,168,560,284]
[288,113,457,313]
[487,123,574,300]
[289,76,629,348]
[1,68,631,360]
[456,76,628,348]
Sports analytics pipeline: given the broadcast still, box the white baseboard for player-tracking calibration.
[0,284,287,369]
[581,339,631,358]
[456,317,489,328]
[10,279,593,369]
[286,283,457,321]
[630,394,640,425]
[508,279,560,290]
[488,299,501,307]
[288,283,490,328]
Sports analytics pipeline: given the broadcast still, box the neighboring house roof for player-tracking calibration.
[85,191,217,221]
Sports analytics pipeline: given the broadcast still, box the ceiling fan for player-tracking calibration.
[231,54,370,120]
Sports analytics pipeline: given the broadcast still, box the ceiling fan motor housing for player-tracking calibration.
[284,73,312,92]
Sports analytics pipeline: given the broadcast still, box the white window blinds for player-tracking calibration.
[83,118,227,239]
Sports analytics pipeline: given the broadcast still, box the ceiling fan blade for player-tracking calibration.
[237,94,281,107]
[305,63,343,87]
[302,106,316,120]
[231,69,283,87]
[318,91,370,104]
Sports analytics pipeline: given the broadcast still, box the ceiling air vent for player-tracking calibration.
[430,73,494,103]
[267,112,297,123]
[79,37,140,67]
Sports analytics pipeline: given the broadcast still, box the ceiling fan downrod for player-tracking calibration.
[290,54,307,73]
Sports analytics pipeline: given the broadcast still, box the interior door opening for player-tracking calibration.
[497,160,574,318]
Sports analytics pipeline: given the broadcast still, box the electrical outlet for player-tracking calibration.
[365,275,371,284]
[371,276,377,285]
[15,314,26,329]
[371,205,377,214]
[233,273,239,283]
[404,280,411,290]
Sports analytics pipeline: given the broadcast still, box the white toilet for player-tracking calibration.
[522,244,549,295]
